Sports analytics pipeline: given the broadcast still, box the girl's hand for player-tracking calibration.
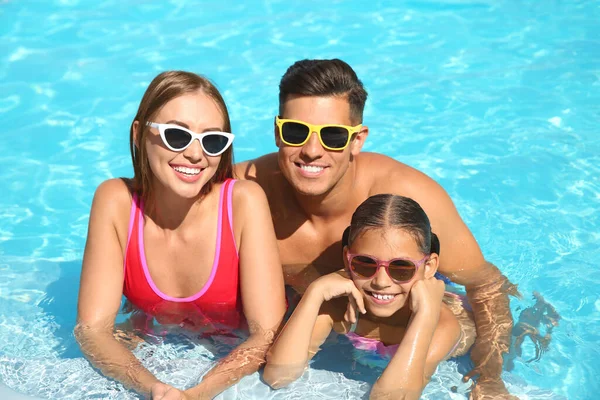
[311,272,366,323]
[409,277,445,317]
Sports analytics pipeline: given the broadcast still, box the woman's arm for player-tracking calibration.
[264,273,365,389]
[75,180,161,397]
[184,181,287,400]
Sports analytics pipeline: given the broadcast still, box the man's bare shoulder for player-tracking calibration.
[233,153,289,201]
[234,153,279,181]
[356,152,443,196]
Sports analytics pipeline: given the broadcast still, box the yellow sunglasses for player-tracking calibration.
[275,116,362,151]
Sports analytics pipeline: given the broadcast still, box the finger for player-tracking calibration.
[346,296,357,323]
[343,298,351,322]
[153,392,164,400]
[152,383,168,399]
[352,288,366,314]
[463,367,480,382]
[164,388,183,400]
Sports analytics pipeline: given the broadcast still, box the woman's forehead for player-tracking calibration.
[157,92,224,127]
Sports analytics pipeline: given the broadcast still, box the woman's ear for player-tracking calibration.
[132,120,141,149]
[423,253,439,279]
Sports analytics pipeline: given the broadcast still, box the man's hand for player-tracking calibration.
[469,377,519,400]
[463,336,506,383]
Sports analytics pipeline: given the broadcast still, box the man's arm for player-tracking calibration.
[373,156,518,398]
[414,179,517,398]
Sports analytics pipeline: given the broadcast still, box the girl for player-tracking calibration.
[75,71,286,400]
[264,194,475,399]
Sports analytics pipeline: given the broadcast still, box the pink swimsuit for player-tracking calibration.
[122,179,243,332]
[346,292,466,367]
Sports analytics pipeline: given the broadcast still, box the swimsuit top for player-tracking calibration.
[122,179,243,332]
[346,316,400,359]
[346,292,465,361]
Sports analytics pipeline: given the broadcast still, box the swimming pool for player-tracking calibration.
[1,0,598,398]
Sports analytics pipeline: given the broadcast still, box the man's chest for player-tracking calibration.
[275,220,350,289]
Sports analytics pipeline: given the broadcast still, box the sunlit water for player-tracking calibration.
[0,0,599,399]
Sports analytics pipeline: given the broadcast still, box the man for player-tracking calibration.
[235,59,517,399]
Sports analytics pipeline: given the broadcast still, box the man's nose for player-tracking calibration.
[299,130,324,159]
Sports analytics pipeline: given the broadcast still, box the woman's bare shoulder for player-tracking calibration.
[89,178,135,235]
[92,178,133,209]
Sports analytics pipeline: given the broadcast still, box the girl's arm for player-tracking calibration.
[370,278,455,400]
[184,181,287,400]
[263,273,366,389]
[75,179,162,398]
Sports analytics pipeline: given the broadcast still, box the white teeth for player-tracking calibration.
[173,166,201,175]
[300,164,324,173]
[372,293,395,301]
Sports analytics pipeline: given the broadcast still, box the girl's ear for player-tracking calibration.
[132,120,141,149]
[423,253,439,279]
[342,246,350,271]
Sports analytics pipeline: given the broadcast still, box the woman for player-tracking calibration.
[75,71,286,400]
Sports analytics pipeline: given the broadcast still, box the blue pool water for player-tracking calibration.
[1,0,599,399]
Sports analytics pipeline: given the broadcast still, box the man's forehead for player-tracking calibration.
[281,95,352,124]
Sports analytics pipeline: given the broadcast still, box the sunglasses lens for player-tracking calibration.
[164,128,192,150]
[320,126,350,149]
[388,259,417,282]
[202,133,230,155]
[350,255,378,278]
[281,122,310,145]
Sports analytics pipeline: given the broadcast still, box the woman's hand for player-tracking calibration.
[151,383,191,400]
[311,272,366,323]
[409,277,445,318]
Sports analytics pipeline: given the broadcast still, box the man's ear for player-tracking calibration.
[423,253,439,279]
[350,125,369,156]
[132,120,141,149]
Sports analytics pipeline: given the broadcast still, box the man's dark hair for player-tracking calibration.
[279,59,368,123]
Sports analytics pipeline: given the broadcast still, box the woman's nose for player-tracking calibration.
[182,138,204,162]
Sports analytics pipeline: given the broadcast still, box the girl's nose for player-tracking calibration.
[370,265,392,288]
